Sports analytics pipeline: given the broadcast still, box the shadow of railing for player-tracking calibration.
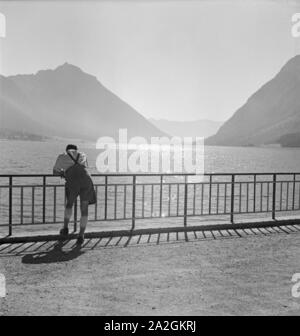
[0,223,299,259]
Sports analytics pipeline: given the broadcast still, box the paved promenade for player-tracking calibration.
[1,224,300,315]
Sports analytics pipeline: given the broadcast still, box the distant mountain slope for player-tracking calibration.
[0,76,54,135]
[0,63,165,140]
[206,55,300,146]
[149,118,222,138]
[0,128,47,141]
[277,133,300,147]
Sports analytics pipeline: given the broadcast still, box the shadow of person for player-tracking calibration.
[21,241,85,264]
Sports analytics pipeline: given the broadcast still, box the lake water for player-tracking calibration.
[0,139,299,237]
[0,139,299,175]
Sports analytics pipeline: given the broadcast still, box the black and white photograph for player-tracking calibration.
[1,0,300,318]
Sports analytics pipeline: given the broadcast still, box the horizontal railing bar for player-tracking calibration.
[2,179,300,186]
[1,172,300,178]
[0,184,65,188]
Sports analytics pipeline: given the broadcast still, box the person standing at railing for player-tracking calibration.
[53,144,96,245]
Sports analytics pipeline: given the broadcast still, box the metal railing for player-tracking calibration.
[0,173,300,236]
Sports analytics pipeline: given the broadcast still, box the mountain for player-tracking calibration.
[0,76,54,135]
[0,63,165,140]
[277,133,300,147]
[206,55,300,146]
[149,118,223,138]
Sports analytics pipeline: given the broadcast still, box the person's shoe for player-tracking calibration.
[76,235,84,246]
[59,227,69,237]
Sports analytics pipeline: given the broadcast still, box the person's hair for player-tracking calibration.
[66,144,78,151]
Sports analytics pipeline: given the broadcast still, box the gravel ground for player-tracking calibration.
[1,227,300,316]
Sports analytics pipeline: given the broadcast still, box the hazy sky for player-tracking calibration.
[0,0,300,122]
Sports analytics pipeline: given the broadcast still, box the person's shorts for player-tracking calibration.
[65,178,94,208]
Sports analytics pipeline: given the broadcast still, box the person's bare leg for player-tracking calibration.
[78,201,89,243]
[60,206,72,236]
[64,207,72,229]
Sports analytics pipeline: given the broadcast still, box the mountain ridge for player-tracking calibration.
[206,55,300,147]
[0,63,166,141]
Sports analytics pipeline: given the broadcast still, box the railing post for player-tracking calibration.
[183,175,188,227]
[230,174,235,224]
[42,176,46,224]
[292,173,296,211]
[8,176,13,236]
[74,199,78,232]
[253,174,257,212]
[104,175,108,220]
[159,175,163,217]
[272,173,277,220]
[208,174,212,214]
[131,175,136,230]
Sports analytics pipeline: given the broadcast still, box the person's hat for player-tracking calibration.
[66,144,78,151]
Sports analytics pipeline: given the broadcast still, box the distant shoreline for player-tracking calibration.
[1,137,300,150]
